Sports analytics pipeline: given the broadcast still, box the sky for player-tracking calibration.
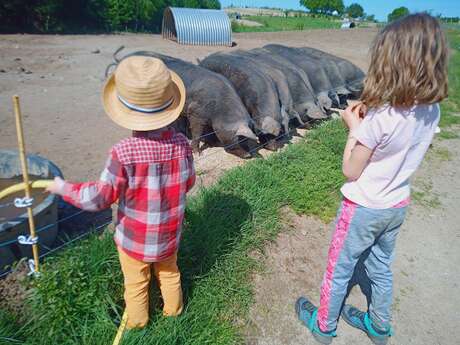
[220,0,460,21]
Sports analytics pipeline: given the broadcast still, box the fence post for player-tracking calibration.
[13,95,40,275]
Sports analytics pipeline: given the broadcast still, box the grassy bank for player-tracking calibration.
[232,15,341,32]
[439,29,460,138]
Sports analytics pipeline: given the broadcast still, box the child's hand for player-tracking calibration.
[46,176,66,195]
[342,102,367,130]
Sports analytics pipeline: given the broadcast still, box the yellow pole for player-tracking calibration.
[112,310,128,345]
[12,95,40,274]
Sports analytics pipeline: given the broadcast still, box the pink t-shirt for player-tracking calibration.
[341,103,440,209]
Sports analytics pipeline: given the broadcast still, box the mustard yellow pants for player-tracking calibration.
[117,247,183,329]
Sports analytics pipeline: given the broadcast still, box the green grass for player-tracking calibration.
[440,29,460,128]
[412,180,441,209]
[438,130,459,139]
[232,15,341,33]
[0,120,346,345]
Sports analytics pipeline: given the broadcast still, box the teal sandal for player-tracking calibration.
[295,297,336,345]
[341,305,393,345]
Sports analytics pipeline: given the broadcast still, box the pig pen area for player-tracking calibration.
[0,29,375,189]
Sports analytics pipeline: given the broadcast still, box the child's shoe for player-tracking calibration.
[341,305,393,345]
[295,297,336,345]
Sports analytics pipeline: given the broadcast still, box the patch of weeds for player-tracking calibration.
[23,231,124,345]
[232,15,340,32]
[440,30,460,128]
[412,180,442,209]
[438,130,459,140]
[432,147,452,161]
[0,309,25,344]
[439,111,460,127]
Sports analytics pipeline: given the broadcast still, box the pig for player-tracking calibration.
[263,44,340,111]
[244,48,327,121]
[228,50,304,127]
[115,51,259,159]
[296,47,366,98]
[200,52,291,150]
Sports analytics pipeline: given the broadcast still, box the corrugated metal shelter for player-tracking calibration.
[162,7,232,46]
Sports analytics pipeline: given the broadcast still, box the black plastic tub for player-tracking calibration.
[0,150,63,274]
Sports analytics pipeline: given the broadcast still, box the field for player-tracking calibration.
[231,16,341,32]
[0,28,459,345]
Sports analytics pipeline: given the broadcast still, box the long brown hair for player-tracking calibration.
[361,13,449,108]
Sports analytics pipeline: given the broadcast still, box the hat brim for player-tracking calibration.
[102,71,186,131]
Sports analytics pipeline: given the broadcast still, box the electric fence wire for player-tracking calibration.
[0,116,320,250]
[0,209,86,248]
[0,118,319,277]
[0,216,113,278]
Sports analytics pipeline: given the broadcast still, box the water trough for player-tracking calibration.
[0,149,62,274]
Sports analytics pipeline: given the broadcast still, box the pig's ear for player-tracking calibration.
[236,124,258,142]
[317,93,332,112]
[186,101,200,115]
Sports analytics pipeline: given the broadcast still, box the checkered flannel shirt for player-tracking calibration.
[62,129,196,262]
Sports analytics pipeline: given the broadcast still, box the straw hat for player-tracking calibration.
[102,56,186,131]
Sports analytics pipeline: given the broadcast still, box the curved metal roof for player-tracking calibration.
[162,7,232,46]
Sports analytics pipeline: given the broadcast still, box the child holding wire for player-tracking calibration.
[47,56,195,329]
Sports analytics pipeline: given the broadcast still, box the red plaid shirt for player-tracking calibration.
[62,129,195,262]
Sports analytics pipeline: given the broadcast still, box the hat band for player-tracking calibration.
[117,94,174,114]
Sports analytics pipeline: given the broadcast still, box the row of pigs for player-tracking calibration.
[112,44,365,158]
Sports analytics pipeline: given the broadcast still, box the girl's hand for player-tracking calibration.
[342,102,367,130]
[46,176,66,195]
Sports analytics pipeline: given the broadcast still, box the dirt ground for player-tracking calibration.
[245,132,460,345]
[0,29,375,189]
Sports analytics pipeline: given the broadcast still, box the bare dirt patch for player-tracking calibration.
[0,29,376,188]
[0,259,31,317]
[244,133,460,345]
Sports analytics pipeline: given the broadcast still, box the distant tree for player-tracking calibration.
[202,0,221,9]
[0,0,221,33]
[328,0,344,15]
[346,3,364,18]
[365,14,376,22]
[300,0,320,14]
[172,0,220,9]
[388,6,409,22]
[300,0,344,15]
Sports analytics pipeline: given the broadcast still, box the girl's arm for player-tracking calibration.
[341,103,373,181]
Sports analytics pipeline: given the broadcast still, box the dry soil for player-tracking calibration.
[0,29,375,188]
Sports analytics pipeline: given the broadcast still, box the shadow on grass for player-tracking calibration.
[179,190,252,305]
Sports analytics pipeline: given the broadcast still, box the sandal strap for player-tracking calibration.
[364,313,393,337]
[310,309,337,337]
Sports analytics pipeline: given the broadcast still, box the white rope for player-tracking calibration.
[14,197,33,208]
[27,258,40,277]
[18,235,39,245]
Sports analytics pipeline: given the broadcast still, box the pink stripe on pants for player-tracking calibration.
[317,198,357,332]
